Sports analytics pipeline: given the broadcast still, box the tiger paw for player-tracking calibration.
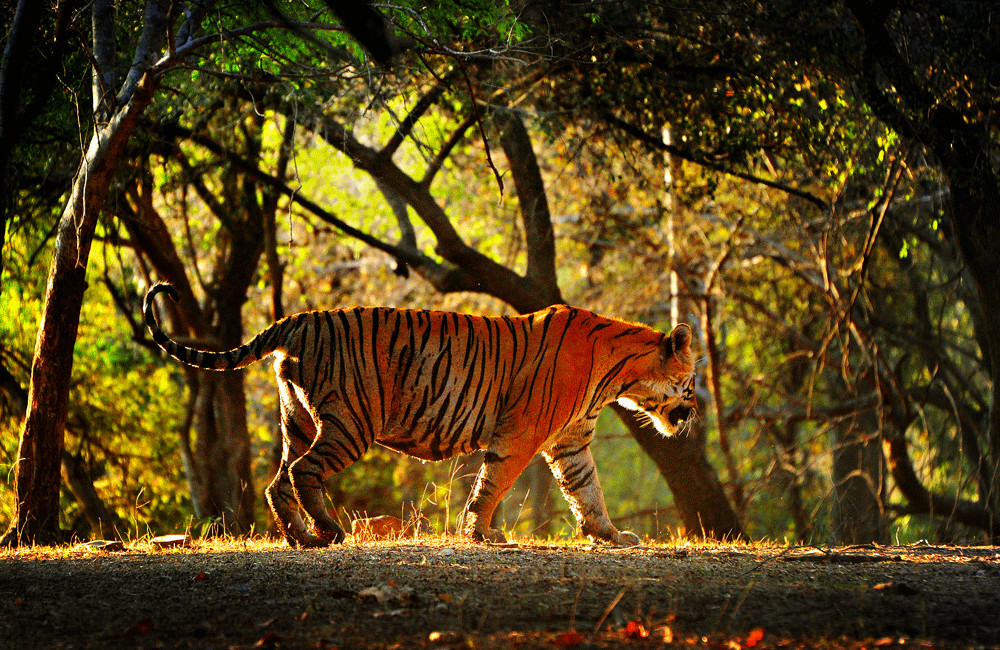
[294,533,331,548]
[470,527,507,544]
[614,530,641,547]
[588,528,641,547]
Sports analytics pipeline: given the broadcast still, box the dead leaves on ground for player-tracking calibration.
[550,623,766,648]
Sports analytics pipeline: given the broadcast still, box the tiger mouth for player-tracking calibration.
[668,405,692,427]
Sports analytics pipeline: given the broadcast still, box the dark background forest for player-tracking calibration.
[1,0,998,550]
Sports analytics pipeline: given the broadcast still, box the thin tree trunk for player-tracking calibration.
[1,0,171,547]
[831,412,887,544]
[60,451,126,540]
[702,291,744,515]
[1,90,155,545]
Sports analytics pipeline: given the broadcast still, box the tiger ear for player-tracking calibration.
[660,323,693,364]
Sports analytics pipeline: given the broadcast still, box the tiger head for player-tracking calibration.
[616,323,697,436]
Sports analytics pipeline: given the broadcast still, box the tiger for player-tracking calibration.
[143,282,696,548]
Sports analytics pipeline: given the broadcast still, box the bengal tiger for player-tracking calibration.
[144,282,696,548]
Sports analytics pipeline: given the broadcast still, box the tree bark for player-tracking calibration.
[832,415,888,545]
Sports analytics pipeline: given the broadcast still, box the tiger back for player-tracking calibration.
[144,282,696,547]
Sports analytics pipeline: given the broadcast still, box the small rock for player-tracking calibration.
[872,581,919,595]
[351,515,428,540]
[80,540,125,552]
[150,534,192,548]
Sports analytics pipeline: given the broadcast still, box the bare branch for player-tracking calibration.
[421,112,477,188]
[605,113,828,210]
[381,70,458,159]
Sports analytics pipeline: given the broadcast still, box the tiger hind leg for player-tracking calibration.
[266,463,317,547]
[463,448,535,543]
[543,442,640,547]
[288,407,371,545]
[267,379,324,547]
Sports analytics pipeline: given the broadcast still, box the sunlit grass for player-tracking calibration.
[0,528,797,562]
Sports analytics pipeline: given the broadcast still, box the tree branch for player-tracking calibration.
[497,110,562,304]
[604,113,828,210]
[885,435,1000,538]
[381,70,458,159]
[301,113,550,313]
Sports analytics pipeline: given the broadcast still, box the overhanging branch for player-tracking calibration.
[605,113,828,210]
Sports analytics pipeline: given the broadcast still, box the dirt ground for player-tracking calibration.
[1,537,999,649]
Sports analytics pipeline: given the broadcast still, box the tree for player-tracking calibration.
[2,0,197,546]
[841,0,1000,533]
[2,0,412,545]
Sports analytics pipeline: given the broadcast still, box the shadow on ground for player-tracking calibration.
[1,539,997,648]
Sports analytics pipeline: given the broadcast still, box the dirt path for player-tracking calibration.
[1,538,998,648]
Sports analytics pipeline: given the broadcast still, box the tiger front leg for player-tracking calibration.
[463,449,534,543]
[543,443,640,547]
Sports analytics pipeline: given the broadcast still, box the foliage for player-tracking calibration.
[1,226,191,538]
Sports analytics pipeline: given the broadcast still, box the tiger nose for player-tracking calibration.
[668,406,691,426]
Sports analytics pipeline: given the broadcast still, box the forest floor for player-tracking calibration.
[1,536,999,649]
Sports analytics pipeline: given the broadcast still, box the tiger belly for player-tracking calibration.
[375,398,498,461]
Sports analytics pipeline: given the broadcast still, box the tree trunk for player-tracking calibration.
[831,413,888,544]
[0,0,175,547]
[947,169,1000,521]
[1,79,157,546]
[61,451,126,540]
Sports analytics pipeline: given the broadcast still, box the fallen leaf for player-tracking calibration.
[358,583,415,606]
[80,540,125,552]
[126,618,154,636]
[624,621,649,639]
[150,534,191,548]
[193,572,208,581]
[255,631,282,647]
[746,627,765,648]
[552,631,583,648]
